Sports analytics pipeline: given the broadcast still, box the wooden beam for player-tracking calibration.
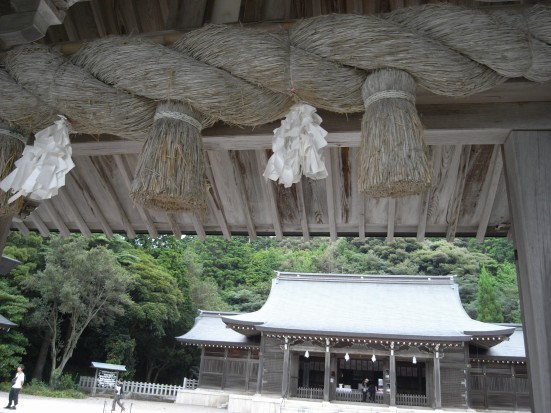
[41,201,70,236]
[229,151,257,241]
[476,145,503,243]
[77,156,136,239]
[58,187,92,237]
[71,129,515,156]
[167,0,207,29]
[446,145,472,242]
[386,198,396,242]
[205,152,231,240]
[295,181,310,242]
[325,148,337,241]
[30,210,50,237]
[68,171,113,237]
[166,213,181,239]
[112,155,158,239]
[255,150,283,240]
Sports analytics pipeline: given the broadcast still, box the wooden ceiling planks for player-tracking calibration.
[5,0,546,241]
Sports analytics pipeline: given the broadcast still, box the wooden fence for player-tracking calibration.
[296,387,323,399]
[396,393,428,407]
[79,377,198,400]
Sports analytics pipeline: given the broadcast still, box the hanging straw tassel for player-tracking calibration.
[358,68,431,198]
[131,101,207,213]
[0,127,27,218]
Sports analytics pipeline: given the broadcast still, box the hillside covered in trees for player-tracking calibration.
[1,233,519,386]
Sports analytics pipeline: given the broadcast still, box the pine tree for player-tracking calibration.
[476,265,504,322]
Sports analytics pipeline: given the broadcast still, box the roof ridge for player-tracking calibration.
[276,272,454,284]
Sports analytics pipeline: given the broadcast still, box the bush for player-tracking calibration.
[0,380,87,399]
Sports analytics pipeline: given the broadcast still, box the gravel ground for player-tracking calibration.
[0,392,223,413]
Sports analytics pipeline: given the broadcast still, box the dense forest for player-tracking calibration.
[0,232,519,386]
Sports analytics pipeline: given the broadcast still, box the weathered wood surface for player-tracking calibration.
[503,131,551,413]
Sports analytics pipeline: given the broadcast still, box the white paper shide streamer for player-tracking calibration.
[0,116,75,203]
[263,103,328,187]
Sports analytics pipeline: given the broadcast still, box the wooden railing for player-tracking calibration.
[334,389,385,404]
[296,387,323,399]
[396,393,428,407]
[79,377,198,399]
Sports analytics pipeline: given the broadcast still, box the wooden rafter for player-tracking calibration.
[417,146,440,242]
[166,213,182,239]
[446,145,472,242]
[476,145,504,243]
[41,201,70,236]
[13,220,29,236]
[255,150,283,240]
[229,151,257,241]
[295,181,310,242]
[386,197,396,243]
[57,187,92,237]
[77,156,136,239]
[30,210,50,237]
[112,154,158,239]
[205,152,231,240]
[358,193,365,241]
[68,171,113,237]
[190,214,206,240]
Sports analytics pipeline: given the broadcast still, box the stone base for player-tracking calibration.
[175,389,230,408]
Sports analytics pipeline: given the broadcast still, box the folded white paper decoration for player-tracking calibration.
[263,103,328,187]
[0,116,75,203]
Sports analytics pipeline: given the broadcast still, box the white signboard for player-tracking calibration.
[97,370,117,388]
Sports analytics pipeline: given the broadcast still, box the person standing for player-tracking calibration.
[361,378,369,402]
[4,364,25,410]
[111,379,125,412]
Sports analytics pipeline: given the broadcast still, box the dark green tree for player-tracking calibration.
[476,265,504,323]
[25,235,131,386]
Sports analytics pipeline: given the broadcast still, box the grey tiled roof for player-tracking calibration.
[0,314,17,330]
[0,256,20,275]
[222,272,515,343]
[470,326,526,361]
[176,311,260,347]
[90,362,127,371]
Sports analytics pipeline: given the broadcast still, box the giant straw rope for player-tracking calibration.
[1,3,550,211]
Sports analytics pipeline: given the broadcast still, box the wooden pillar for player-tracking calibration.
[282,337,290,397]
[198,347,205,387]
[389,342,396,406]
[433,345,442,409]
[503,131,551,413]
[323,339,331,401]
[245,348,251,392]
[221,347,228,390]
[256,334,265,394]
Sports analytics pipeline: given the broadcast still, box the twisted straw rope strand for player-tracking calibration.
[0,3,549,137]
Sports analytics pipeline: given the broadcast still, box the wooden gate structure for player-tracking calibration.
[0,2,550,411]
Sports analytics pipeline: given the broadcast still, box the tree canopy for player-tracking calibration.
[1,233,519,385]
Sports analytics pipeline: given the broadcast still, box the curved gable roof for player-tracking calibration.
[176,310,259,348]
[223,272,514,343]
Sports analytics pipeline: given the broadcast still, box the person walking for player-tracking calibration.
[111,379,126,412]
[361,378,369,402]
[4,364,25,410]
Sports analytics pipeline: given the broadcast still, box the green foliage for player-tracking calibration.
[4,231,520,386]
[477,266,504,323]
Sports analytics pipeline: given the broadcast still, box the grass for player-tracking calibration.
[0,381,86,399]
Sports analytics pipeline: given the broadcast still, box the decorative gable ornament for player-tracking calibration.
[263,103,328,188]
[0,115,74,203]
